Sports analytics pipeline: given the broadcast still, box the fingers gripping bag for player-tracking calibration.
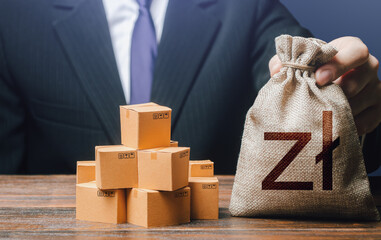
[229,35,379,220]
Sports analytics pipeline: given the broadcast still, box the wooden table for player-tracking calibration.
[1,175,381,239]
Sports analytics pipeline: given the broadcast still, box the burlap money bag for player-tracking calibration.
[229,35,379,220]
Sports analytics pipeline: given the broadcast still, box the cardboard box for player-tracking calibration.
[76,161,95,184]
[170,140,178,147]
[76,181,126,224]
[120,103,171,149]
[126,187,190,227]
[189,160,214,177]
[189,177,219,220]
[138,147,190,191]
[96,145,138,189]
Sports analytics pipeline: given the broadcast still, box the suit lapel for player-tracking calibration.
[53,0,125,144]
[151,0,221,131]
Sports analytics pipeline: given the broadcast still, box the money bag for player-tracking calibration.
[229,35,379,220]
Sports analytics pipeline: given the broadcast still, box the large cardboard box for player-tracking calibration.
[96,145,138,190]
[76,161,95,184]
[138,147,190,191]
[76,181,126,224]
[189,160,214,177]
[126,187,190,227]
[120,103,171,149]
[189,177,219,220]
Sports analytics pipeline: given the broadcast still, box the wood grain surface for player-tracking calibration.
[1,175,381,239]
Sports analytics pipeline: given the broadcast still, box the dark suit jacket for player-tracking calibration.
[0,0,379,174]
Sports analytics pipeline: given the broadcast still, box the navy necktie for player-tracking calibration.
[130,0,157,104]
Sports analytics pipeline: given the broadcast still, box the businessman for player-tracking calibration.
[0,0,380,174]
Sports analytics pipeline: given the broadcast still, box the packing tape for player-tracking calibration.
[126,109,130,118]
[149,147,168,160]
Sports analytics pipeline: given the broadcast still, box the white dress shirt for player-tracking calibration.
[102,0,169,104]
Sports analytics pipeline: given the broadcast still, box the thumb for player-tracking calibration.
[269,55,282,77]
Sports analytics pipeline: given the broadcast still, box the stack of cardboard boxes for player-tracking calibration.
[76,103,219,227]
[188,160,219,220]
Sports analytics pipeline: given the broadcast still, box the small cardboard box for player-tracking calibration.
[76,161,95,184]
[170,140,178,147]
[96,145,138,190]
[120,103,171,149]
[189,177,219,220]
[76,181,126,224]
[138,147,190,191]
[126,187,190,227]
[189,160,214,177]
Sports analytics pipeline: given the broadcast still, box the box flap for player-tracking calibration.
[77,181,97,188]
[120,102,158,110]
[136,188,159,193]
[189,177,218,183]
[190,160,213,165]
[97,146,136,153]
[95,145,124,150]
[120,102,171,112]
[131,105,171,113]
[77,161,95,166]
[141,147,190,154]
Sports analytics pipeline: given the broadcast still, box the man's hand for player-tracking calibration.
[269,37,381,135]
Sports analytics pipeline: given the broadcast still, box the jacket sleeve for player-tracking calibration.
[0,32,26,173]
[250,0,381,173]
